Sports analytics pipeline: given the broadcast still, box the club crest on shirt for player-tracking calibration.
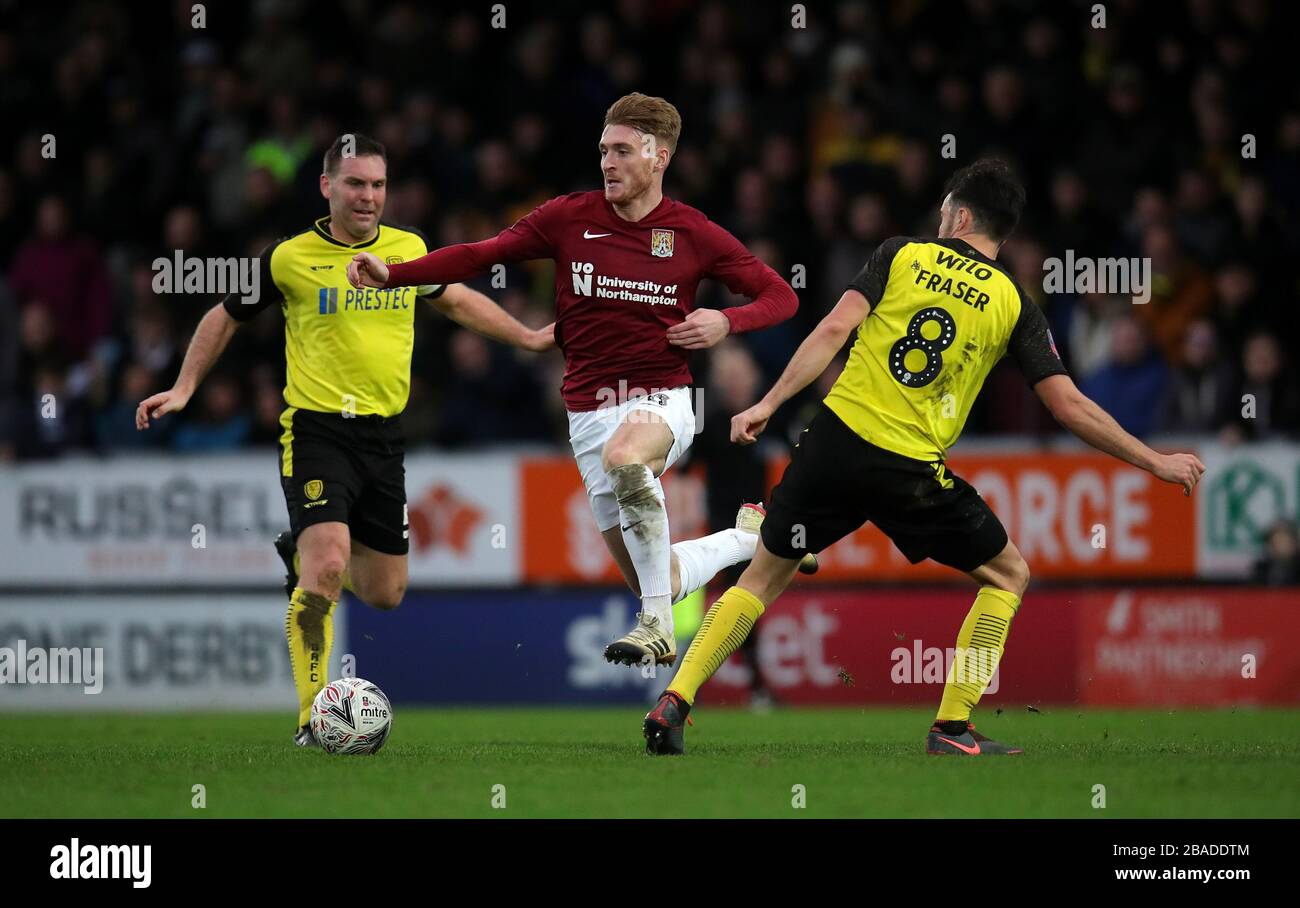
[650,228,675,258]
[304,480,324,501]
[385,255,404,265]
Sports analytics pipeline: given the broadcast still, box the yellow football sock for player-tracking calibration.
[667,586,765,705]
[286,587,336,729]
[293,551,352,593]
[935,586,1021,722]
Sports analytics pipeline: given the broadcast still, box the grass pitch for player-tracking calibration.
[2,707,1297,818]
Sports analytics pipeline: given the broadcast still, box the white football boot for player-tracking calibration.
[603,610,676,667]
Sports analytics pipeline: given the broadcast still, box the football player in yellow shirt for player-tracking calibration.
[644,158,1205,756]
[137,134,553,746]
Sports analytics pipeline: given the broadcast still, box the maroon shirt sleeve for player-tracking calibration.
[699,221,798,334]
[384,197,561,287]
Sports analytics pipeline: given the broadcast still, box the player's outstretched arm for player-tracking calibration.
[349,236,537,290]
[732,289,871,444]
[1034,374,1206,496]
[349,209,557,291]
[135,303,239,430]
[431,283,555,352]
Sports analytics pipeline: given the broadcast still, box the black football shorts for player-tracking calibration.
[761,405,1007,573]
[278,408,409,556]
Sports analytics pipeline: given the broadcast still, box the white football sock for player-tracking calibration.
[671,528,757,603]
[608,463,674,630]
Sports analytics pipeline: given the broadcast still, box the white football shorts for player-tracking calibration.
[566,386,696,532]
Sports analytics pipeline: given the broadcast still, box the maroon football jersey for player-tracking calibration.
[385,190,797,411]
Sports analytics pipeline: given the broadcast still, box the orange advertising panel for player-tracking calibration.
[522,457,708,584]
[764,452,1198,581]
[519,450,1197,583]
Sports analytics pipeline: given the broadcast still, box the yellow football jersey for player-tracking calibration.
[224,217,443,418]
[824,236,1065,462]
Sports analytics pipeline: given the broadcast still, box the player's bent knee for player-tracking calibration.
[601,441,641,473]
[354,570,406,610]
[318,552,348,575]
[315,566,346,595]
[368,589,404,611]
[303,549,348,595]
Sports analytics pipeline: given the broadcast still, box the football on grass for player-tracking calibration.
[310,678,393,755]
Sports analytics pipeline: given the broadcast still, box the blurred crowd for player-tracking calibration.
[1,0,1297,466]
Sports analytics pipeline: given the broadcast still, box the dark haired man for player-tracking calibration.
[137,134,553,746]
[642,158,1205,756]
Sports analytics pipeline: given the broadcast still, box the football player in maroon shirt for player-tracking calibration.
[349,93,802,668]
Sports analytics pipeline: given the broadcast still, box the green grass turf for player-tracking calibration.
[1,707,1297,818]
